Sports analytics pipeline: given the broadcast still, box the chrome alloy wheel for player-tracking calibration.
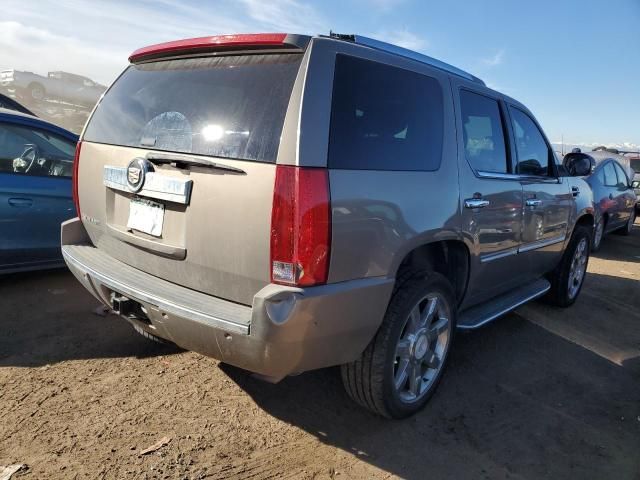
[594,218,604,248]
[393,293,452,403]
[568,237,588,300]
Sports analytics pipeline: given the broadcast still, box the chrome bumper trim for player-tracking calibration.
[62,246,249,335]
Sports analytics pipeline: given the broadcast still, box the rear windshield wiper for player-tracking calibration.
[146,152,246,174]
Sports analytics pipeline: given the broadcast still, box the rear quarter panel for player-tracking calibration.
[299,39,461,283]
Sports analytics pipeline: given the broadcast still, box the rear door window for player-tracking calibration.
[459,90,508,173]
[328,54,444,171]
[84,54,302,163]
[613,162,629,187]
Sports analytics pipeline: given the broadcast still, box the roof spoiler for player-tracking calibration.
[129,33,310,63]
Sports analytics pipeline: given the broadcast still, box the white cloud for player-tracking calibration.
[481,48,505,67]
[0,21,127,85]
[238,0,328,34]
[373,29,428,52]
[0,0,255,84]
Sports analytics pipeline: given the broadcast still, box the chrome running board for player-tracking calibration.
[457,278,550,330]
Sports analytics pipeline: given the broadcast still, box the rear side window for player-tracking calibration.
[603,162,617,187]
[84,54,302,163]
[459,90,508,173]
[328,55,443,171]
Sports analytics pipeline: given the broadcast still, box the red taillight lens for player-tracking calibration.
[270,166,331,287]
[72,141,82,217]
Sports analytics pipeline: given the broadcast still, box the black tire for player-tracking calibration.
[592,215,605,252]
[617,209,636,236]
[546,225,591,307]
[341,270,456,419]
[132,323,169,344]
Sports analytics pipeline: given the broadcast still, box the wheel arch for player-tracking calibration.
[394,239,470,306]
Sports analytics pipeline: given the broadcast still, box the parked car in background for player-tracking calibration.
[62,33,595,418]
[564,150,637,251]
[0,93,34,116]
[0,69,106,107]
[632,172,640,211]
[0,108,78,273]
[629,155,640,211]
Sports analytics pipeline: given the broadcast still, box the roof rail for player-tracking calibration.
[328,32,485,86]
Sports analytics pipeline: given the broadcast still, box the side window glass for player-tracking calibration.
[603,162,617,187]
[509,107,551,176]
[328,54,444,171]
[0,123,75,177]
[613,162,629,187]
[459,90,508,173]
[595,168,605,185]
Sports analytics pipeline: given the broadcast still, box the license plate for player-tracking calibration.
[127,198,165,237]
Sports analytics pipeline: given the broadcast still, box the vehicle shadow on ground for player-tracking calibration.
[222,294,640,479]
[592,222,640,263]
[0,269,182,367]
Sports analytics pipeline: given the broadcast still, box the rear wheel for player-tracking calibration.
[341,271,456,419]
[546,225,591,307]
[618,209,636,236]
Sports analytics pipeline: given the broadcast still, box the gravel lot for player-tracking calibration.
[1,224,639,479]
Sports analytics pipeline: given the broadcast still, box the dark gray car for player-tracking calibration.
[566,151,637,251]
[61,33,596,418]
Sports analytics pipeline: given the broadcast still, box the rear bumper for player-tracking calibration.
[61,218,394,379]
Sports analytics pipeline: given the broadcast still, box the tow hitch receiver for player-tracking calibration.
[110,293,134,316]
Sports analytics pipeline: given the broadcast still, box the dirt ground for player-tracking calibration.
[2,225,639,480]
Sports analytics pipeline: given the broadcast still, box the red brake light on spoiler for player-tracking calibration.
[129,33,308,63]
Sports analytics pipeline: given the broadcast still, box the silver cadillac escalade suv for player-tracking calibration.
[62,33,595,418]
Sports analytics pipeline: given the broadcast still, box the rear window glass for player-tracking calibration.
[328,54,444,171]
[84,54,302,163]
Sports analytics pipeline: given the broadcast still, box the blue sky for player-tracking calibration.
[2,0,639,148]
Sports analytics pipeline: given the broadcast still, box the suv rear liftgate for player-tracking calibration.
[62,33,395,380]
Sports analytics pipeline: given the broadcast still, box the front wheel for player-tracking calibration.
[341,271,456,418]
[546,225,591,307]
[592,216,605,252]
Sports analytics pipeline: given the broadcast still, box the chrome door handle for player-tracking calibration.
[526,199,542,207]
[464,198,490,209]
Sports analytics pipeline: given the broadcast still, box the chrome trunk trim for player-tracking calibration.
[103,165,193,204]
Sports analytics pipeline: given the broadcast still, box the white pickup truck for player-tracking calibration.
[0,70,106,107]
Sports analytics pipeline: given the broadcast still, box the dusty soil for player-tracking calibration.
[1,225,639,479]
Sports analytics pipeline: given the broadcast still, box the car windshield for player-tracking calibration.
[84,53,302,163]
[0,122,75,176]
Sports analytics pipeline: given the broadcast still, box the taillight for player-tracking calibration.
[270,166,331,287]
[72,141,82,217]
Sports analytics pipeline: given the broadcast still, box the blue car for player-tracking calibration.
[0,108,78,273]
